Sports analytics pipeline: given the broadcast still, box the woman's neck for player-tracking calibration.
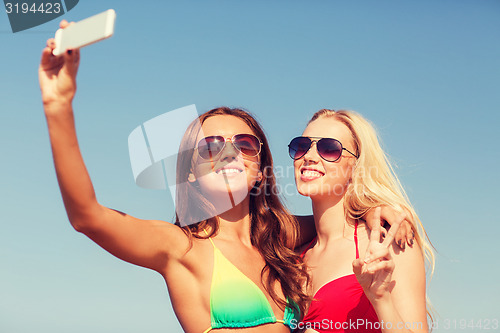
[216,197,253,246]
[312,195,353,246]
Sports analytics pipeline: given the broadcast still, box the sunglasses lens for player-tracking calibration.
[197,136,225,159]
[233,134,261,157]
[317,138,342,162]
[289,137,312,160]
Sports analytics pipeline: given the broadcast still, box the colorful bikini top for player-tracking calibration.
[203,231,300,333]
[300,221,381,333]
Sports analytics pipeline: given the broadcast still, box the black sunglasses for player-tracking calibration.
[196,134,262,160]
[288,136,358,162]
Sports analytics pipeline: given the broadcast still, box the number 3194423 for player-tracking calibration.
[439,319,499,330]
[5,2,62,14]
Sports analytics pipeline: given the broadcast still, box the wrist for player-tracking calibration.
[43,99,73,115]
[369,292,392,307]
[370,294,395,317]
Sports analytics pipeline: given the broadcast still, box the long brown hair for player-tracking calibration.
[175,107,310,317]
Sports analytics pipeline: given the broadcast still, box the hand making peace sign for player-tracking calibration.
[353,207,406,302]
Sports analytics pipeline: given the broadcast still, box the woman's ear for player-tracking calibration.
[253,171,263,189]
[257,170,263,182]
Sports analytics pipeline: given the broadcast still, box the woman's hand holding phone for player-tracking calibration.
[39,20,80,114]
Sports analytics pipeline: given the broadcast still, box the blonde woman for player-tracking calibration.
[290,110,434,333]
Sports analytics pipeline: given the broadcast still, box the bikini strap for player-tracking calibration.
[300,237,317,258]
[354,220,359,259]
[201,229,215,333]
[203,228,216,248]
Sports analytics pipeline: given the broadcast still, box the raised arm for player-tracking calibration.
[39,21,189,274]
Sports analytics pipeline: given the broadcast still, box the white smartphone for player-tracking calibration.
[53,9,116,56]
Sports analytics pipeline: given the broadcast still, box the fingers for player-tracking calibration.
[363,247,392,272]
[397,218,416,249]
[40,46,53,66]
[46,18,73,54]
[364,246,390,265]
[63,47,80,60]
[402,221,415,247]
[407,229,415,247]
[379,204,402,225]
[352,258,364,276]
[43,38,56,59]
[365,258,395,274]
[40,42,64,71]
[364,207,382,229]
[380,226,387,239]
[62,48,80,74]
[382,212,405,247]
[60,20,76,29]
[46,38,55,49]
[394,220,407,249]
[368,207,382,243]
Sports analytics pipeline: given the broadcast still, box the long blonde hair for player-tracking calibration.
[309,109,435,319]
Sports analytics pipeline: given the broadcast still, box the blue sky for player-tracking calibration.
[1,1,499,332]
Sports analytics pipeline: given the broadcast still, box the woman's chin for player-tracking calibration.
[297,183,322,197]
[297,183,347,199]
[200,185,250,212]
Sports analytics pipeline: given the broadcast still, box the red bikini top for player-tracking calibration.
[300,222,381,332]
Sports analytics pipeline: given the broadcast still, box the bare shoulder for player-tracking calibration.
[389,239,426,285]
[390,240,425,269]
[389,242,428,331]
[147,222,218,273]
[390,242,427,311]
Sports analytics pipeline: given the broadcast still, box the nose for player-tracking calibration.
[218,138,241,161]
[302,141,320,163]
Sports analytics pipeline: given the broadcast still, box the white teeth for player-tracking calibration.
[303,170,323,178]
[217,168,242,175]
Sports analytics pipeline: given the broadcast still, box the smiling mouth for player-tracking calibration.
[216,168,243,175]
[301,169,324,179]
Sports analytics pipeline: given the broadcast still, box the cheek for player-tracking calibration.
[293,161,301,178]
[192,162,214,179]
[325,163,352,183]
[246,162,262,185]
